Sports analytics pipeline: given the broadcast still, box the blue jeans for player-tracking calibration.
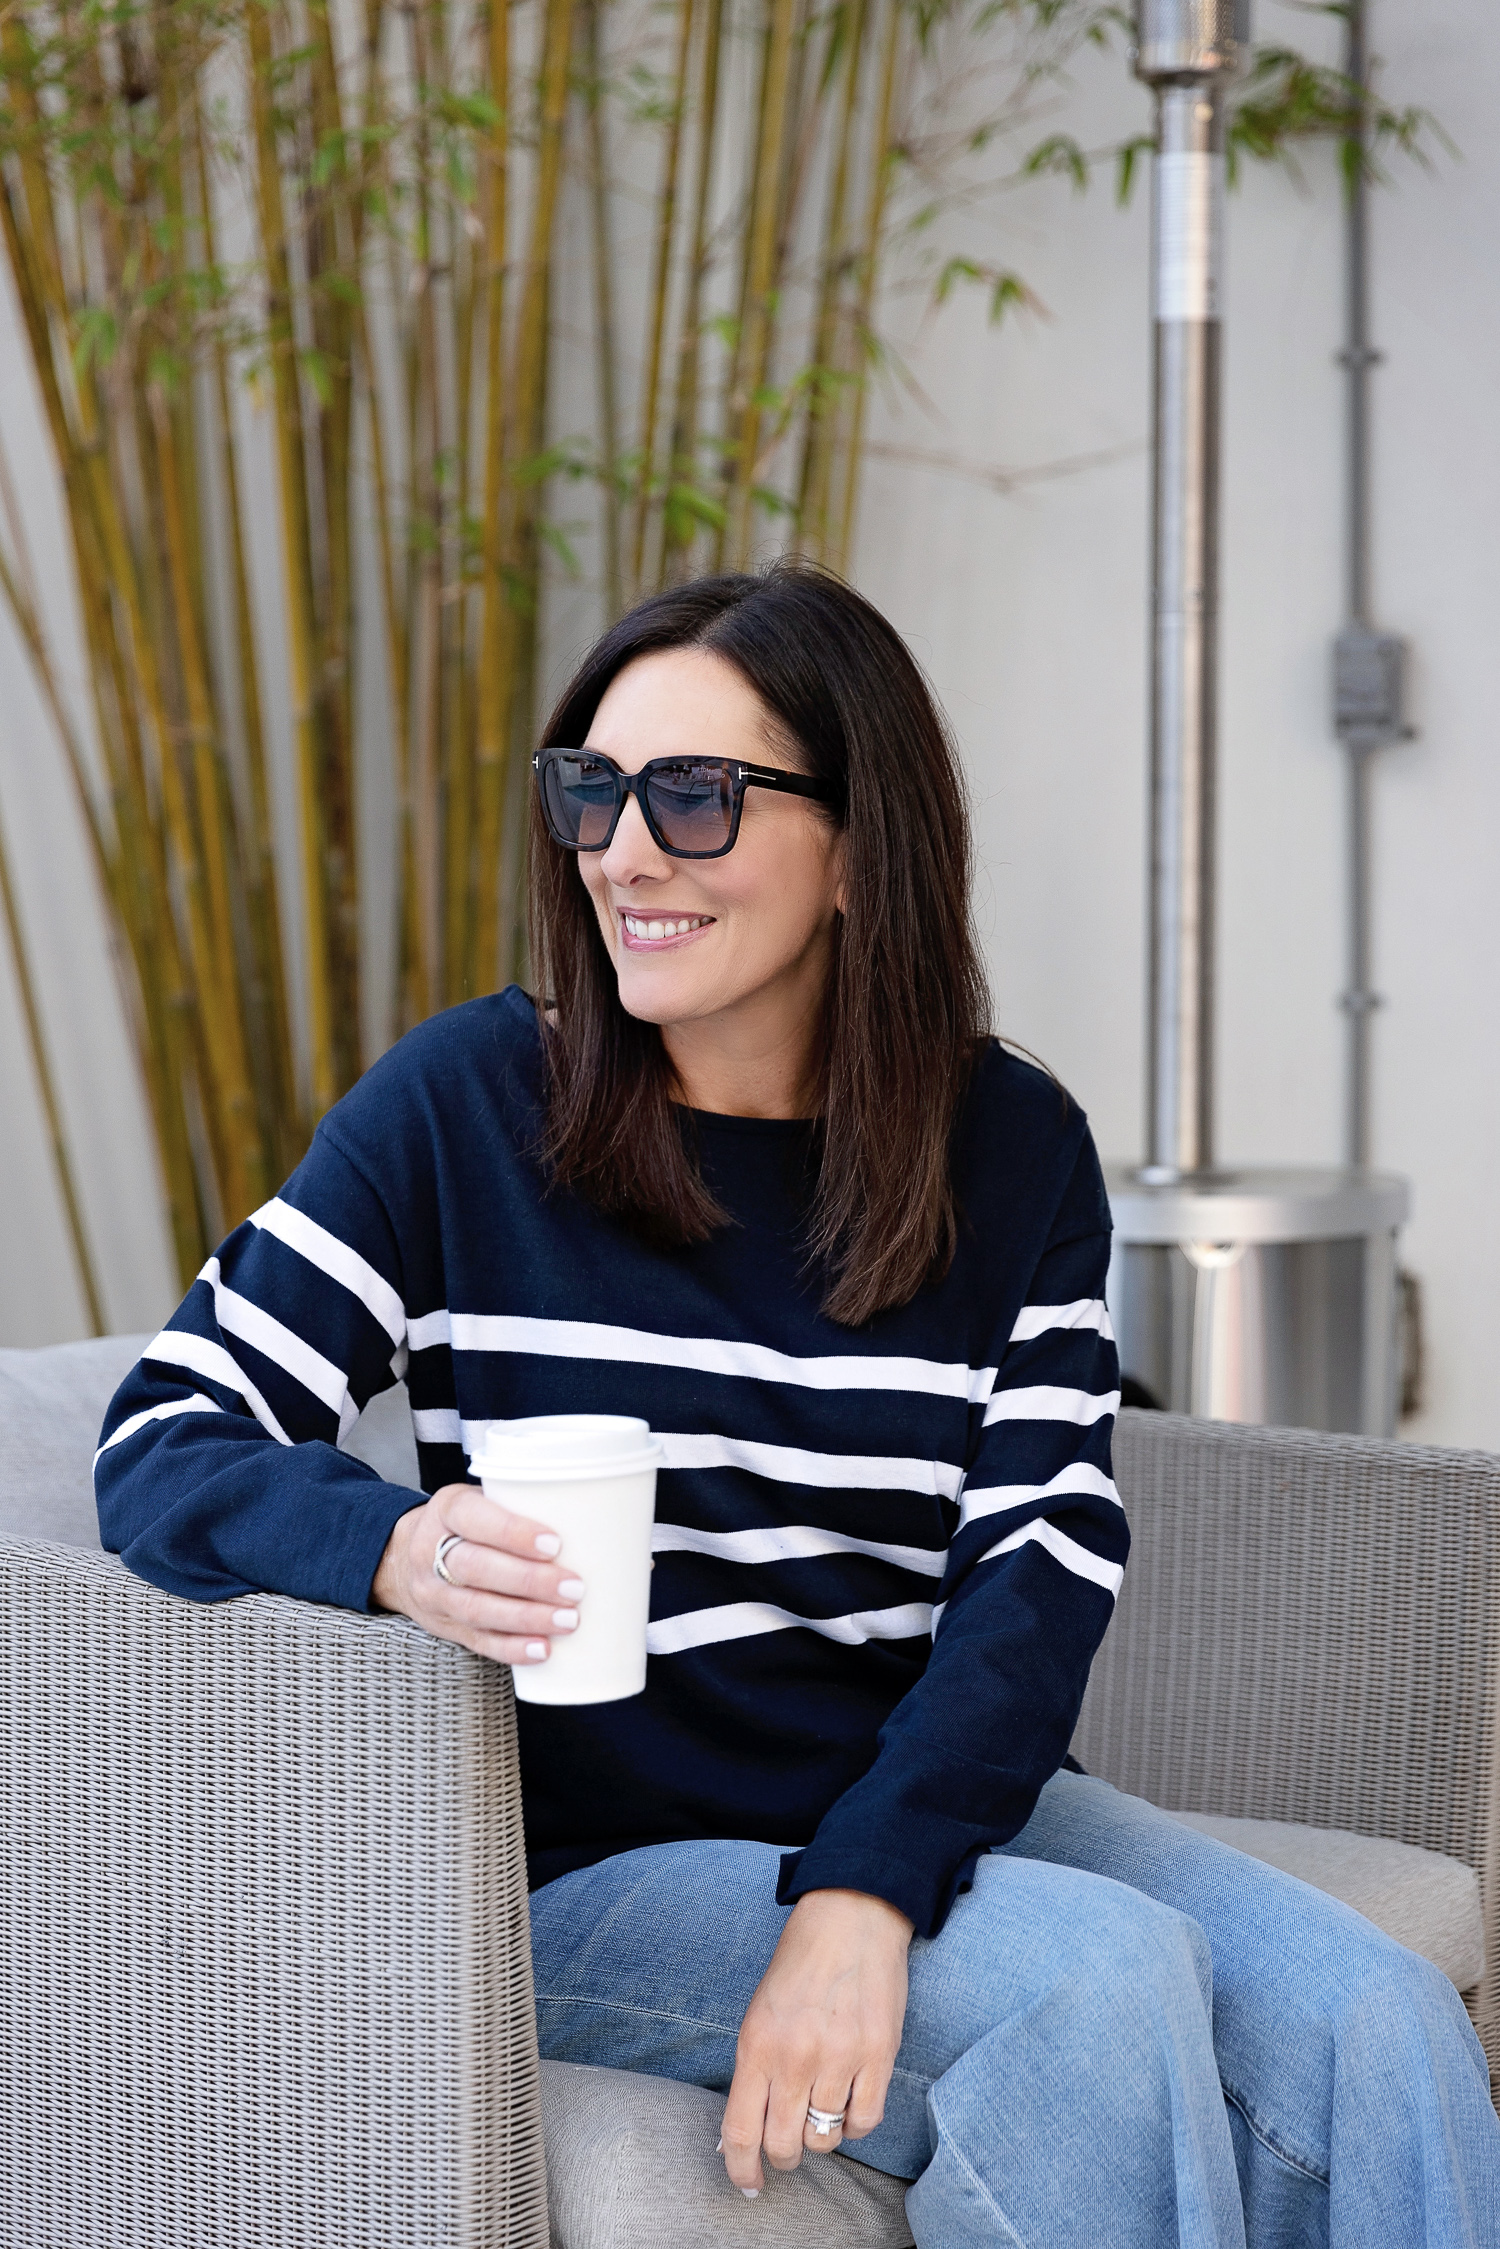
[529,1773,1500,2247]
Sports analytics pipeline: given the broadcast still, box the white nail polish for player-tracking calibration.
[715,2139,723,2154]
[558,1577,586,1600]
[524,1641,548,1660]
[534,1534,561,1557]
[741,2187,759,2199]
[551,1609,579,1630]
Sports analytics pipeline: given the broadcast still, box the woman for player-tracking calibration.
[98,566,1497,2246]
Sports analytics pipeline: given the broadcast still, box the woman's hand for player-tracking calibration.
[720,1889,913,2196]
[371,1483,583,1668]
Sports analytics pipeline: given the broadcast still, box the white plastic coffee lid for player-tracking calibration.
[468,1413,662,1483]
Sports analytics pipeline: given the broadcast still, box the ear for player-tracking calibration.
[831,830,848,918]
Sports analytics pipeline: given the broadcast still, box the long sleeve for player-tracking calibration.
[777,1143,1125,1937]
[95,1125,424,1609]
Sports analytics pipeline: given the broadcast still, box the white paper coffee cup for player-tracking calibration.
[468,1414,662,1706]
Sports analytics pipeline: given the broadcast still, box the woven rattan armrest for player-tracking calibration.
[1075,1411,1500,2077]
[0,1539,548,2249]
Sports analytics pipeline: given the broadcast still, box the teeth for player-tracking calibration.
[623,913,710,940]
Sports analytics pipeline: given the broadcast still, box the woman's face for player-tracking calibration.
[576,648,845,1061]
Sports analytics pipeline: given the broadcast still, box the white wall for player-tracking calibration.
[2,1,1495,1449]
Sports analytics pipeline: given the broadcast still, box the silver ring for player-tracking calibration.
[806,2105,846,2138]
[433,1533,464,1586]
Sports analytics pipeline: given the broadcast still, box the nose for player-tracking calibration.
[597,784,669,888]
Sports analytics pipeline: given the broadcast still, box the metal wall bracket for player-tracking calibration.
[1333,624,1413,749]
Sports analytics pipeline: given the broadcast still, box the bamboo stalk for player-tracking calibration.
[195,97,302,1171]
[724,0,798,568]
[628,0,694,599]
[357,297,426,1033]
[834,0,901,573]
[797,0,868,557]
[3,123,244,1233]
[0,453,201,1282]
[660,0,723,585]
[470,0,513,998]
[0,798,106,1333]
[245,0,339,1121]
[302,0,362,1093]
[501,0,575,990]
[149,382,268,1215]
[447,108,481,1005]
[583,0,624,618]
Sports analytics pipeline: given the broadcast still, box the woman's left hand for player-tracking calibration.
[720,1888,914,2196]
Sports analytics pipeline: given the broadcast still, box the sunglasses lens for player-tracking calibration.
[543,753,618,849]
[644,760,735,853]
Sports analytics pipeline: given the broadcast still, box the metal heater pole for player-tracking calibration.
[1107,0,1411,1439]
[1134,1,1247,1183]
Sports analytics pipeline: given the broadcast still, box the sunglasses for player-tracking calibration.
[533,746,838,860]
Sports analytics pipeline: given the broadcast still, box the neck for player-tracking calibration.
[661,981,827,1120]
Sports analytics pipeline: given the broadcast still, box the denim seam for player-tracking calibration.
[535,1991,741,2039]
[1221,2079,1330,2188]
[925,2107,1029,2248]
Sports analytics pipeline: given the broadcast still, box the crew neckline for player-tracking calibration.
[683,1106,819,1138]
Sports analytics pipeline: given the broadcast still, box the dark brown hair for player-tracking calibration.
[527,562,989,1326]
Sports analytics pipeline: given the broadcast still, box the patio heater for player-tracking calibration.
[1104,0,1408,1435]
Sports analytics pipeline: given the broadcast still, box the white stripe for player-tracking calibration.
[93,1392,225,1470]
[426,1311,996,1403]
[200,1258,351,1426]
[658,1432,963,1498]
[958,1462,1122,1529]
[1008,1298,1115,1344]
[139,1329,292,1446]
[647,1598,933,1657]
[412,1406,463,1447]
[983,1384,1119,1428]
[974,1517,1124,1598]
[433,1417,964,1499]
[250,1198,405,1347]
[651,1520,947,1579]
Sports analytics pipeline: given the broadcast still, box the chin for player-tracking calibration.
[613,960,713,1028]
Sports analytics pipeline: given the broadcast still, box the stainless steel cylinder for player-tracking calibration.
[1133,0,1246,1181]
[1134,0,1246,82]
[1106,1166,1409,1436]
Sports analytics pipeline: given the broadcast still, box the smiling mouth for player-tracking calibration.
[619,910,716,948]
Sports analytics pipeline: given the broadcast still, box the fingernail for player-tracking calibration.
[534,1534,561,1557]
[558,1577,586,1600]
[551,1609,579,1631]
[740,2187,759,2199]
[715,2139,723,2154]
[524,1641,548,1661]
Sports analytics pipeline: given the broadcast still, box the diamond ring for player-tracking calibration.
[806,2105,846,2138]
[433,1533,464,1585]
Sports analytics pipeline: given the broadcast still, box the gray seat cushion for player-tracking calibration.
[539,2061,913,2249]
[0,1334,149,1545]
[0,1335,422,1551]
[341,1378,422,1488]
[1165,1811,1485,1993]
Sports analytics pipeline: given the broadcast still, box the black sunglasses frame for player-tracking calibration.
[533,746,839,860]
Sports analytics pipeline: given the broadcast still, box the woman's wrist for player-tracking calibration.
[371,1505,419,1614]
[791,1887,914,1947]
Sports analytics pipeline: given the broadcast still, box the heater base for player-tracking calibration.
[1104,1165,1409,1437]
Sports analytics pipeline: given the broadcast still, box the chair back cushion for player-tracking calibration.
[0,1334,149,1546]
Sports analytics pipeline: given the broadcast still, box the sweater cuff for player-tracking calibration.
[776,1842,985,1941]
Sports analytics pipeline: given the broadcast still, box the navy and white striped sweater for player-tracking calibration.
[96,985,1126,1936]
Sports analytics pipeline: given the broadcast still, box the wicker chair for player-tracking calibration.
[2,1345,1495,2247]
[1078,1409,1500,2079]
